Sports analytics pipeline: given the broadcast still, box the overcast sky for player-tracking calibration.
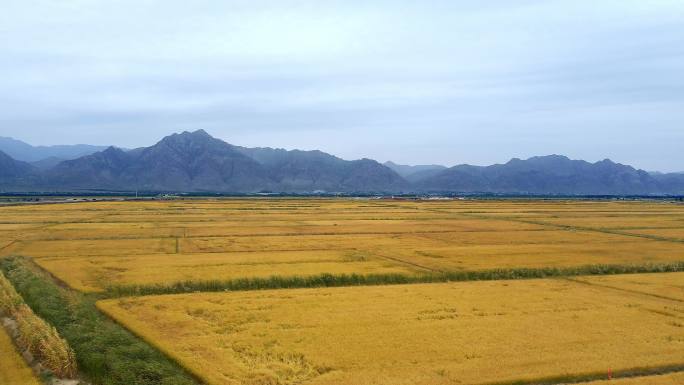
[1,1,683,171]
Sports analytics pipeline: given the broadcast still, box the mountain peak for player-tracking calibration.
[157,130,221,149]
[527,154,571,162]
[2,131,683,194]
[177,129,211,139]
[102,146,124,154]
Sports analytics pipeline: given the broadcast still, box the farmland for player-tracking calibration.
[98,275,684,385]
[2,199,684,292]
[0,326,41,385]
[586,372,684,384]
[1,198,684,385]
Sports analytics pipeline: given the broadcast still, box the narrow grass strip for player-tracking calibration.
[105,261,684,297]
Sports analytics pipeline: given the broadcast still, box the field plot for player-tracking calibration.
[0,326,41,385]
[572,272,684,302]
[97,275,684,385]
[586,372,684,384]
[34,250,418,293]
[619,228,684,241]
[1,199,684,292]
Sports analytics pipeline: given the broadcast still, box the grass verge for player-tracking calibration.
[0,256,200,385]
[105,261,684,297]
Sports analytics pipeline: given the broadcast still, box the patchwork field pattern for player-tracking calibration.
[2,198,684,384]
[1,199,684,292]
[97,275,684,385]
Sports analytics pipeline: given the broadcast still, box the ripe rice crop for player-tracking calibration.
[585,372,684,384]
[0,270,23,314]
[0,326,41,385]
[572,271,684,302]
[0,271,78,379]
[34,250,418,293]
[2,199,684,293]
[14,304,78,378]
[97,274,684,385]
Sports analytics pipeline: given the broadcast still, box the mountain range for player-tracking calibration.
[0,136,109,168]
[0,130,682,195]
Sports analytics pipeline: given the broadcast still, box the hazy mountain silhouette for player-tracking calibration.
[48,131,272,191]
[0,150,41,190]
[237,147,407,191]
[29,156,69,170]
[0,131,682,194]
[416,155,674,194]
[0,136,108,163]
[383,161,446,182]
[41,130,405,192]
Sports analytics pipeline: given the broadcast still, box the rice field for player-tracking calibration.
[97,274,684,385]
[586,372,684,384]
[572,271,684,302]
[0,325,42,385]
[2,199,684,292]
[2,198,684,384]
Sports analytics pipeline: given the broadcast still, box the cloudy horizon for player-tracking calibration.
[1,1,683,171]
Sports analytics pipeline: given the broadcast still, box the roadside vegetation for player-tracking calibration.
[0,256,200,385]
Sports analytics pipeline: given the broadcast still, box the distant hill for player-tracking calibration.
[416,155,678,195]
[42,130,406,193]
[383,161,446,182]
[0,131,682,194]
[48,131,272,192]
[238,147,407,192]
[30,156,68,170]
[0,136,108,163]
[0,150,40,190]
[651,172,684,194]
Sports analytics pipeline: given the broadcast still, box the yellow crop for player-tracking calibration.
[586,372,684,384]
[1,199,684,292]
[97,274,684,385]
[1,271,78,379]
[572,272,684,302]
[0,326,42,385]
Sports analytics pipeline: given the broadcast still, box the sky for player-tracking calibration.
[1,1,683,171]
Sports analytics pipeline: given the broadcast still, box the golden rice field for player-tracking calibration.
[572,271,684,302]
[1,199,684,292]
[0,326,41,385]
[2,198,684,384]
[97,273,684,385]
[586,372,684,384]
